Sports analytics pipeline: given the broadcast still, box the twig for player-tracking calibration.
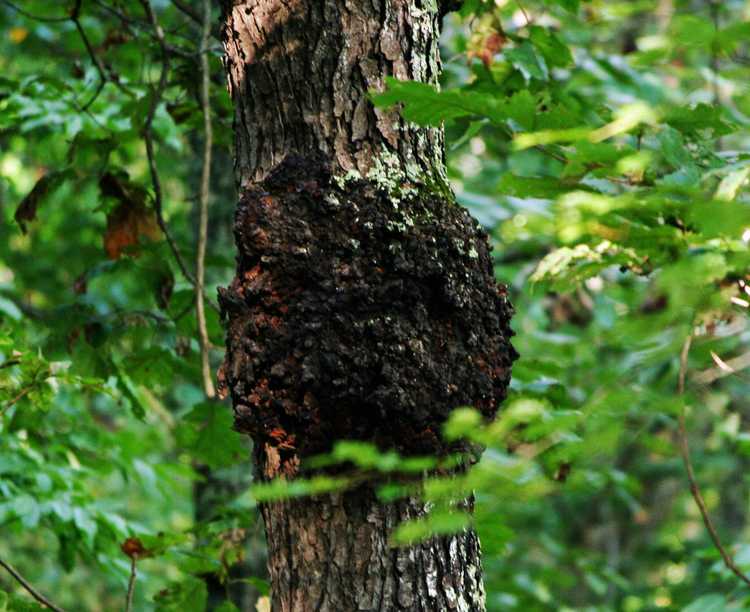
[171,0,201,25]
[0,0,70,22]
[91,0,195,59]
[138,0,190,280]
[138,0,220,314]
[676,332,750,587]
[196,0,216,399]
[516,0,532,26]
[2,0,119,110]
[0,557,65,612]
[70,0,111,110]
[2,386,32,414]
[91,0,149,28]
[125,557,137,612]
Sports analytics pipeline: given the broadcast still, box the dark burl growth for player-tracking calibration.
[218,156,516,469]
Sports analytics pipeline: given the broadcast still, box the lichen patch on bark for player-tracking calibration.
[218,155,517,475]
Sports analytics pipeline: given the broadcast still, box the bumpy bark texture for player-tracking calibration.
[220,0,444,186]
[261,488,484,611]
[218,156,515,468]
[219,1,517,610]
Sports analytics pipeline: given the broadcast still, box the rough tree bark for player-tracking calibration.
[217,1,517,610]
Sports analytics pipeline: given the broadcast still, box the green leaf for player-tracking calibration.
[177,402,245,469]
[665,104,736,136]
[391,510,471,545]
[116,367,149,420]
[688,199,750,237]
[505,42,549,81]
[528,27,573,68]
[715,166,750,201]
[531,242,637,289]
[682,594,728,612]
[670,15,716,47]
[12,495,40,529]
[372,78,516,126]
[154,578,208,612]
[443,407,483,441]
[543,0,579,13]
[658,127,693,168]
[716,22,750,53]
[498,174,578,199]
[251,475,349,502]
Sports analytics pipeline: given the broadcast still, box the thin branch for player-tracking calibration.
[0,0,70,22]
[91,0,195,59]
[139,0,191,282]
[196,0,216,399]
[70,0,110,110]
[676,332,750,588]
[125,557,137,612]
[516,0,532,26]
[138,0,220,313]
[2,386,32,414]
[91,0,150,28]
[0,557,65,612]
[2,0,119,110]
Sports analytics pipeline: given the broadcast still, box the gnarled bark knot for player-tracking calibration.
[218,155,517,477]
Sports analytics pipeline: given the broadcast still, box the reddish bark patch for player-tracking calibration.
[219,155,517,471]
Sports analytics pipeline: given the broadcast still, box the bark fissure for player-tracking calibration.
[219,1,516,610]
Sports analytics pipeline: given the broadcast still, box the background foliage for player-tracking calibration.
[1,0,750,610]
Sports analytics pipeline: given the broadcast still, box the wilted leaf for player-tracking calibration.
[14,170,70,233]
[99,171,161,259]
[103,200,161,259]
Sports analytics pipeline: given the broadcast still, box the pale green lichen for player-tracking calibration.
[331,147,455,219]
[333,168,364,189]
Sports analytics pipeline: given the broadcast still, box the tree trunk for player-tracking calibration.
[218,1,516,610]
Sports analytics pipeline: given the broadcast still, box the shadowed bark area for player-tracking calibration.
[219,1,516,610]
